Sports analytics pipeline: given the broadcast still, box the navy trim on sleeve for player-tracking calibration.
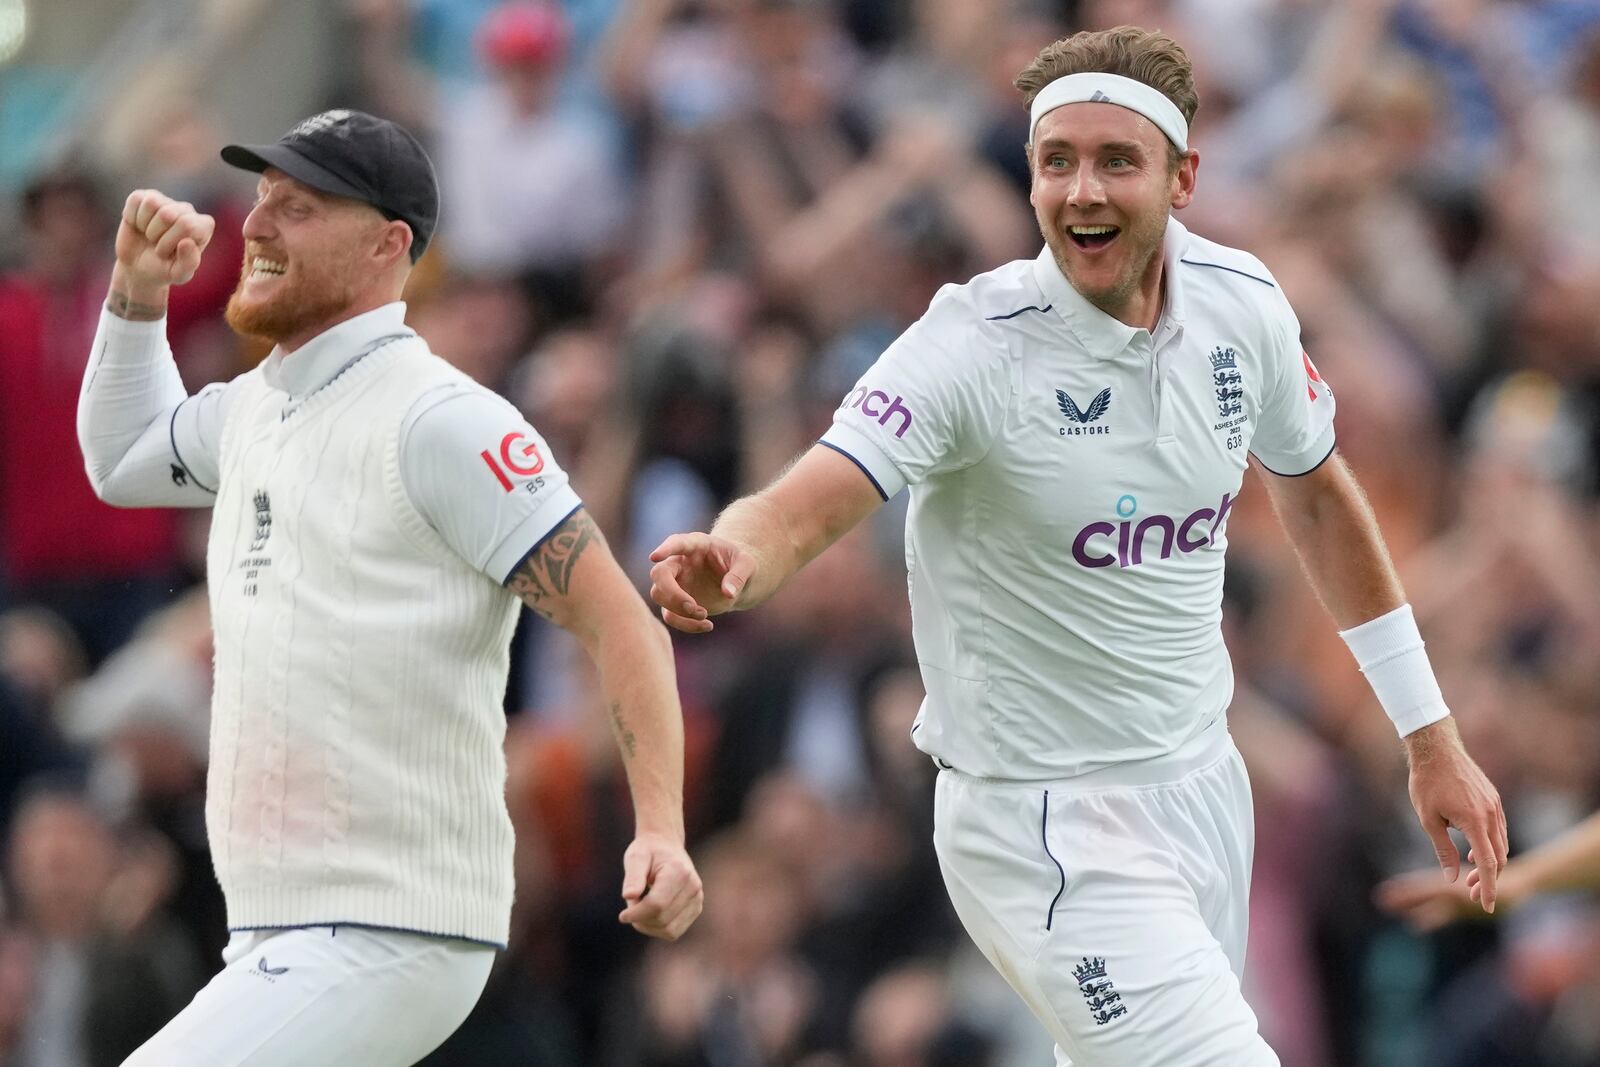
[168,399,216,495]
[1179,259,1276,288]
[985,304,1054,321]
[499,502,584,586]
[1251,439,1337,478]
[819,440,889,501]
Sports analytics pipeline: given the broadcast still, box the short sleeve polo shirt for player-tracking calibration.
[820,217,1335,779]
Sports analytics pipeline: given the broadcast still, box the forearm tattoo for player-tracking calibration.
[106,291,166,321]
[508,510,598,621]
[609,701,637,761]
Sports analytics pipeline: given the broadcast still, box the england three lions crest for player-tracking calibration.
[1210,347,1244,419]
[1073,956,1128,1026]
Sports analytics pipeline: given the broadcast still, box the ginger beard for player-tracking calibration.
[224,242,363,345]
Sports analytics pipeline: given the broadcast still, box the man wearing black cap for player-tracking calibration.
[78,109,702,1065]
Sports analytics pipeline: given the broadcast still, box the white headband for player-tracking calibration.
[1029,72,1189,152]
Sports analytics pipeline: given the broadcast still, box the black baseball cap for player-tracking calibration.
[221,109,439,262]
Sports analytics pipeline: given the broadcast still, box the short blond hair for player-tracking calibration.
[1014,25,1199,126]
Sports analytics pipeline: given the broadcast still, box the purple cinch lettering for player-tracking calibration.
[1177,509,1214,552]
[1131,515,1176,565]
[1072,522,1116,568]
[1210,492,1234,544]
[881,395,914,438]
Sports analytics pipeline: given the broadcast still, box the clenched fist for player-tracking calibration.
[116,189,216,288]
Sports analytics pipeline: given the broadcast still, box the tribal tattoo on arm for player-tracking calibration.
[508,510,599,622]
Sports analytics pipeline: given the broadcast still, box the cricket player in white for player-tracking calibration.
[649,27,1506,1065]
[77,110,702,1065]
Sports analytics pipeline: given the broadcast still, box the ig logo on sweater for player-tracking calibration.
[481,432,547,494]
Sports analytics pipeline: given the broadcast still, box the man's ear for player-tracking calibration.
[1170,149,1199,211]
[377,219,413,267]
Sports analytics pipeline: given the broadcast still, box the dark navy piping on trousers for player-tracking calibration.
[1042,790,1066,931]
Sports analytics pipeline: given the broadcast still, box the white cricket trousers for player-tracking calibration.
[933,719,1279,1067]
[120,925,496,1066]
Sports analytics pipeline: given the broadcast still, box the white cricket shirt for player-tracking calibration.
[820,217,1335,780]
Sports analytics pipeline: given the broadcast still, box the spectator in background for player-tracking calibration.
[845,960,995,1067]
[605,830,824,1067]
[0,169,181,666]
[0,608,87,720]
[52,589,226,965]
[438,2,624,291]
[4,785,202,1067]
[701,527,906,834]
[1522,28,1600,251]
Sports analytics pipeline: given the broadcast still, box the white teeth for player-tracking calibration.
[1070,226,1118,235]
[251,257,286,276]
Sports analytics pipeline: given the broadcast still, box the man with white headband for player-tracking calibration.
[648,25,1506,1065]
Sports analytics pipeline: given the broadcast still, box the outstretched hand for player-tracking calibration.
[618,833,703,941]
[648,533,757,633]
[1403,718,1508,912]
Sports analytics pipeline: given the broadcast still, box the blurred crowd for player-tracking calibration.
[3,0,1600,1064]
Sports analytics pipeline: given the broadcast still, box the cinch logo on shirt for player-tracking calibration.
[840,387,914,438]
[1071,492,1234,569]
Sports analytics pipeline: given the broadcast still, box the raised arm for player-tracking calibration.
[1257,452,1508,909]
[79,190,226,508]
[508,508,702,941]
[647,444,885,633]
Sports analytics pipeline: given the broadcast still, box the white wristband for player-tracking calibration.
[1337,604,1450,738]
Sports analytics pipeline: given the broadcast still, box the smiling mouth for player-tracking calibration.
[248,256,287,279]
[1068,225,1120,250]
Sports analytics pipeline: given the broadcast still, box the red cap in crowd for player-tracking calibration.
[477,2,569,68]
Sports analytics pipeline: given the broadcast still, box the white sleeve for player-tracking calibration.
[1248,295,1337,476]
[77,309,232,507]
[817,307,1014,500]
[398,385,585,583]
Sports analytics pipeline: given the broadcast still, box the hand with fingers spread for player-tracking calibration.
[618,832,704,941]
[1403,717,1509,913]
[116,190,216,289]
[648,533,758,634]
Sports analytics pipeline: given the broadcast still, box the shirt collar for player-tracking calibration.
[261,302,411,397]
[1030,215,1191,361]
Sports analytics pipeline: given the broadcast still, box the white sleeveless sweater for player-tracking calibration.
[206,338,519,946]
